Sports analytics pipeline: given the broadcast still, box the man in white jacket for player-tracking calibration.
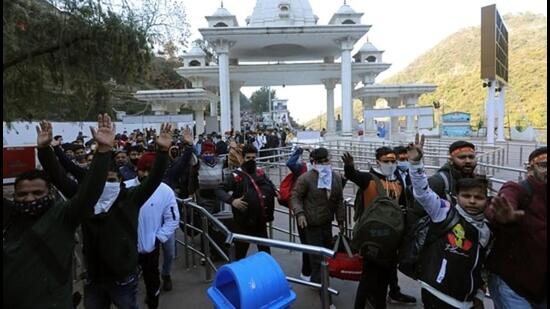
[125,151,180,309]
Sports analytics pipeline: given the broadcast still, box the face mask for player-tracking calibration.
[397,161,410,172]
[314,164,333,189]
[130,158,139,166]
[241,160,257,174]
[202,154,218,167]
[379,162,397,178]
[95,182,121,215]
[12,195,54,217]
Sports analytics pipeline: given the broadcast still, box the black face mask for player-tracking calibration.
[12,195,54,217]
[241,160,257,174]
[130,158,139,166]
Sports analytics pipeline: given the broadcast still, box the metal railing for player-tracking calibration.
[176,198,338,309]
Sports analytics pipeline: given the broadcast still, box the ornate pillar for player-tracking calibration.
[338,37,354,137]
[322,79,338,134]
[388,97,401,138]
[151,102,167,115]
[213,39,235,134]
[194,105,206,136]
[210,100,218,117]
[166,103,181,115]
[405,95,419,133]
[362,96,377,135]
[231,82,244,132]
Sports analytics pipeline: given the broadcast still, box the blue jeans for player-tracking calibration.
[83,273,139,309]
[161,233,176,276]
[489,273,547,309]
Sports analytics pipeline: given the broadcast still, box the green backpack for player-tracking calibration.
[351,175,405,265]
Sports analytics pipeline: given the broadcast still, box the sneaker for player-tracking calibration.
[162,275,173,291]
[388,291,417,305]
[299,273,311,282]
[329,304,337,309]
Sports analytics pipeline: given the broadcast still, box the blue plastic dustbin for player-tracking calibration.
[207,252,297,309]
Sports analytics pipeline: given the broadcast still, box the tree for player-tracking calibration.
[3,0,190,121]
[249,86,276,113]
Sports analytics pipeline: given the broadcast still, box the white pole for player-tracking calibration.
[496,83,506,142]
[486,81,496,145]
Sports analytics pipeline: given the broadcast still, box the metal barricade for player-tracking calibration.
[176,198,338,309]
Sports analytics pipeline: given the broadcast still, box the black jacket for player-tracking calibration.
[421,208,487,303]
[38,146,168,283]
[216,167,276,226]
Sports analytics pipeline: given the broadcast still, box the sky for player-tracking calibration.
[179,0,547,124]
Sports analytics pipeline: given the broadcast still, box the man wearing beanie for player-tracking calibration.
[125,145,180,308]
[189,138,225,214]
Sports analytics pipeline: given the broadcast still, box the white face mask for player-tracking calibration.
[379,162,397,178]
[397,161,410,172]
[94,182,121,215]
[314,164,333,189]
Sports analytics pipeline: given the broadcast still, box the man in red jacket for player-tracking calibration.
[486,147,547,308]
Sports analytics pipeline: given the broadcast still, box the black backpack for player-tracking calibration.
[398,206,460,280]
[351,175,405,265]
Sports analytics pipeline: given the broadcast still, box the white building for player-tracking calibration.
[135,0,436,138]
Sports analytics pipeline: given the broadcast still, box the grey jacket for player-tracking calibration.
[290,170,345,227]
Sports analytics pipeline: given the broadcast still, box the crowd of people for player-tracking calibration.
[2,114,547,309]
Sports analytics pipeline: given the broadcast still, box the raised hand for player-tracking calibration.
[36,120,53,148]
[407,133,426,162]
[156,123,173,151]
[341,152,355,167]
[90,114,116,153]
[491,195,525,224]
[181,127,193,146]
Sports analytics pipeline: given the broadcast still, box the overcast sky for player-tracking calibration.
[179,0,547,124]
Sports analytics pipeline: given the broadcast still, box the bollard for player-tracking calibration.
[320,256,330,309]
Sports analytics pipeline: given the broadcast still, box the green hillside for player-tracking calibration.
[305,13,547,130]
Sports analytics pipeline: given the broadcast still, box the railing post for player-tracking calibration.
[268,221,274,239]
[190,207,196,267]
[321,256,330,309]
[288,207,294,242]
[201,216,212,282]
[182,202,190,269]
[519,146,524,168]
[228,242,237,262]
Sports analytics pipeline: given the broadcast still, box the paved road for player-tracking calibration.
[79,209,494,309]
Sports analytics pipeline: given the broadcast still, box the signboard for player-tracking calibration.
[122,114,193,124]
[3,146,36,179]
[481,4,508,83]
